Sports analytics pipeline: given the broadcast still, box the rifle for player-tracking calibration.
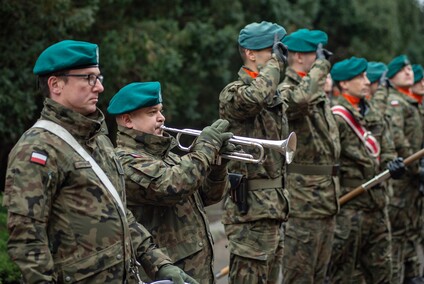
[339,148,424,205]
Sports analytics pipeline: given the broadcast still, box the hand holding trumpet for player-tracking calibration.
[191,119,234,165]
[161,120,297,164]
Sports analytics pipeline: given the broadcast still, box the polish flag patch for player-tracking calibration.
[130,153,143,158]
[390,100,400,106]
[30,152,48,166]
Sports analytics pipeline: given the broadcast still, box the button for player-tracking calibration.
[116,254,122,260]
[198,242,203,247]
[65,276,71,282]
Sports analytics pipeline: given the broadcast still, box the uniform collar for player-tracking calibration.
[116,125,176,157]
[41,98,106,141]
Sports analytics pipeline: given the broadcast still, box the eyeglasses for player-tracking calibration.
[58,73,104,86]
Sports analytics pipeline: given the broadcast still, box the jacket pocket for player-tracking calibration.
[55,241,124,282]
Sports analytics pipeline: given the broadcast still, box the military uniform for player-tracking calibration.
[386,86,424,282]
[327,57,396,284]
[328,95,395,283]
[219,52,289,284]
[115,126,229,283]
[3,99,171,283]
[278,59,341,283]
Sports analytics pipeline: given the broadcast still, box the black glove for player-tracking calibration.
[316,43,333,60]
[272,34,288,64]
[387,157,406,179]
[195,119,233,151]
[156,264,199,284]
[420,166,424,183]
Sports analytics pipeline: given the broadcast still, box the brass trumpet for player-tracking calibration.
[161,125,297,164]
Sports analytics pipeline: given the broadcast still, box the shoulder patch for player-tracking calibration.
[30,151,48,166]
[390,100,400,106]
[130,153,143,158]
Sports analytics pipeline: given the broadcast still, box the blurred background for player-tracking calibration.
[1,0,424,281]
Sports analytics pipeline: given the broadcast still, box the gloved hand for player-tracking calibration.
[211,141,242,167]
[316,43,333,60]
[195,119,233,151]
[156,264,199,284]
[419,166,424,195]
[272,34,288,64]
[387,157,406,179]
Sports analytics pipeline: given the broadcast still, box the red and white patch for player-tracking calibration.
[390,100,400,106]
[30,152,48,166]
[130,153,143,158]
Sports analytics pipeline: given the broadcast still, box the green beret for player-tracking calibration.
[386,55,410,79]
[330,57,368,82]
[238,21,286,50]
[33,40,99,75]
[107,82,163,115]
[366,62,388,83]
[282,29,328,52]
[412,64,423,84]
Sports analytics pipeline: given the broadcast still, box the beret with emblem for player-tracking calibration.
[412,64,423,84]
[33,40,99,75]
[282,29,328,52]
[386,54,410,79]
[108,82,163,115]
[331,57,368,82]
[238,21,287,50]
[366,62,388,83]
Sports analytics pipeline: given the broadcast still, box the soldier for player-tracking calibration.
[412,64,424,269]
[366,61,388,104]
[277,29,341,283]
[107,81,233,283]
[327,56,404,283]
[218,21,289,283]
[385,55,424,284]
[2,40,197,284]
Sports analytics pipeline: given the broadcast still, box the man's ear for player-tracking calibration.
[294,52,303,64]
[119,114,134,129]
[339,80,348,92]
[245,49,256,61]
[48,76,64,97]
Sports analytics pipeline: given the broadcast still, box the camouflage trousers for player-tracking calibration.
[389,189,424,281]
[282,216,335,284]
[224,219,284,284]
[402,193,424,279]
[327,207,392,284]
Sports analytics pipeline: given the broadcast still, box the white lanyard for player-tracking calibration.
[32,120,126,218]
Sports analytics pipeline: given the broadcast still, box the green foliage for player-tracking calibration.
[0,0,424,190]
[0,194,21,283]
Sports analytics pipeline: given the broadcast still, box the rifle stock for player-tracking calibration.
[339,148,424,206]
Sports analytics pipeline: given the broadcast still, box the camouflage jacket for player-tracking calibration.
[371,84,390,113]
[385,88,424,207]
[334,96,396,210]
[115,126,229,282]
[277,60,341,218]
[219,55,290,223]
[2,99,171,283]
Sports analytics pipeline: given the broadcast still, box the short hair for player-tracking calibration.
[37,72,69,97]
[238,45,247,62]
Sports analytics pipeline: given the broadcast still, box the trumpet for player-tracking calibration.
[161,125,297,164]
